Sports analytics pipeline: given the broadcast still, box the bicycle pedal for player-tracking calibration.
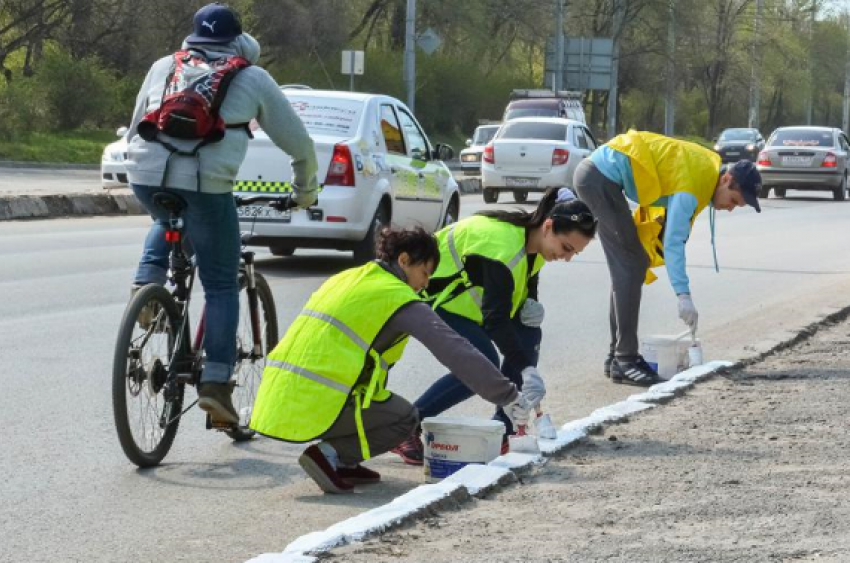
[210,420,236,431]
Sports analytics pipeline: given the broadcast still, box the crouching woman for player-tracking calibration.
[250,226,531,494]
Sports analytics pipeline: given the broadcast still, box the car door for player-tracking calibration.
[395,106,444,229]
[566,124,593,185]
[378,103,419,226]
[839,133,850,178]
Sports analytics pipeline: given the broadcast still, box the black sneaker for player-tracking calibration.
[391,433,424,466]
[610,356,661,387]
[604,353,614,378]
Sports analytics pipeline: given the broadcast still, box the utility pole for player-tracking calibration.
[607,0,623,139]
[805,3,815,125]
[664,0,676,136]
[404,0,416,112]
[843,12,850,134]
[554,0,565,91]
[748,0,762,130]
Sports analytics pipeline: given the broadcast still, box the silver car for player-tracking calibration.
[459,124,500,175]
[757,126,850,201]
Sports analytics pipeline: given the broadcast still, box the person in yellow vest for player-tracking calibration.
[250,226,534,494]
[574,130,763,386]
[392,187,598,465]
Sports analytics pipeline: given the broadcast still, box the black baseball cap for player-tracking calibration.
[728,159,762,213]
[186,3,243,44]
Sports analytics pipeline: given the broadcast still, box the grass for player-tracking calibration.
[0,130,118,164]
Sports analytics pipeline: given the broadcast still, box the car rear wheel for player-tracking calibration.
[353,203,389,264]
[270,246,296,257]
[442,198,459,228]
[483,188,499,204]
[774,188,786,198]
[834,175,847,202]
[513,190,528,203]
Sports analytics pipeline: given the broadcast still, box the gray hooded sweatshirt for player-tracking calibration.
[124,33,318,197]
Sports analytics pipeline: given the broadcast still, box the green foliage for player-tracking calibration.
[35,47,115,130]
[0,130,115,163]
[0,79,47,140]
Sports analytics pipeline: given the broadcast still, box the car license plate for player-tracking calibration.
[505,177,539,188]
[237,204,291,222]
[726,151,740,156]
[782,156,812,166]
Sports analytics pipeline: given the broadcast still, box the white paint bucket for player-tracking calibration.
[641,334,702,379]
[421,416,505,482]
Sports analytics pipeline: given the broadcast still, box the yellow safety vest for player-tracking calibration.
[430,215,545,323]
[606,130,721,284]
[250,262,419,459]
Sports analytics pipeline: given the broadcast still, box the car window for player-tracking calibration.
[286,95,363,137]
[582,126,597,150]
[769,129,835,148]
[498,122,568,141]
[504,107,559,120]
[718,129,756,142]
[379,104,406,155]
[396,108,430,160]
[840,135,850,151]
[574,127,589,149]
[473,127,498,146]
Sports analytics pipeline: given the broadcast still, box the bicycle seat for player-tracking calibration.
[152,192,188,216]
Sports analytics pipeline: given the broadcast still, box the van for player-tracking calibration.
[503,89,585,124]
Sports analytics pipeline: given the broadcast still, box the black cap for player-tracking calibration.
[186,3,242,44]
[729,159,762,213]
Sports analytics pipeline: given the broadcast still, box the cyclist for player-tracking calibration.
[392,187,598,464]
[250,226,534,494]
[124,3,319,425]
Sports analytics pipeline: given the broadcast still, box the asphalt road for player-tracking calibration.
[2,191,850,562]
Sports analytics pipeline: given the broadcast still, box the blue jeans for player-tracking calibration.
[414,309,542,435]
[131,184,241,384]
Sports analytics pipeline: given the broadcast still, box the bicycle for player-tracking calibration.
[112,192,293,468]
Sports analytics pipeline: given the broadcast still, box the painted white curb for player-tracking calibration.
[246,360,731,562]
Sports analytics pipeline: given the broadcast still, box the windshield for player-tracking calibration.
[769,129,834,148]
[285,95,363,137]
[498,122,567,141]
[719,129,756,142]
[473,127,498,145]
[505,108,559,120]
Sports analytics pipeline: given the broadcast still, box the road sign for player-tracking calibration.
[417,28,441,55]
[341,50,365,75]
[545,37,613,91]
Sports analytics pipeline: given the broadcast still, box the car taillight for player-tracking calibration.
[483,144,495,164]
[756,151,771,166]
[552,148,570,166]
[823,152,837,168]
[324,143,355,186]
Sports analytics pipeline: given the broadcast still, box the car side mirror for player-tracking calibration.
[465,139,472,147]
[434,143,454,161]
[116,126,128,137]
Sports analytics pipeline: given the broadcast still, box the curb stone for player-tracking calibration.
[0,192,145,221]
[245,362,729,563]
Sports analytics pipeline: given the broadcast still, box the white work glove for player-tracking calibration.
[521,366,546,408]
[677,293,699,332]
[291,177,319,208]
[503,392,531,428]
[519,298,545,328]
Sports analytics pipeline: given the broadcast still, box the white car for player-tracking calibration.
[459,124,500,175]
[101,127,129,189]
[234,89,459,261]
[481,117,597,203]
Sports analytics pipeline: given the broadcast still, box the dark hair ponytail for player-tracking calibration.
[375,226,441,269]
[476,187,597,238]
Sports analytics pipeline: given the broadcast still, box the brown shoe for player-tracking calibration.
[298,445,355,494]
[337,464,381,484]
[198,382,239,425]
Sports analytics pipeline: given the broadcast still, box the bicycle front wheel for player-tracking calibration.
[227,271,279,441]
[112,284,184,467]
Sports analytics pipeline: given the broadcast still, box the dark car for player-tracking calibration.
[713,128,765,163]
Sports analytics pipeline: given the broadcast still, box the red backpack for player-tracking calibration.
[139,48,251,147]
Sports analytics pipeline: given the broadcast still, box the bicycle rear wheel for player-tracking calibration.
[227,271,279,441]
[112,284,184,467]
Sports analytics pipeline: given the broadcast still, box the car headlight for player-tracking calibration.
[713,144,721,151]
[746,144,755,151]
